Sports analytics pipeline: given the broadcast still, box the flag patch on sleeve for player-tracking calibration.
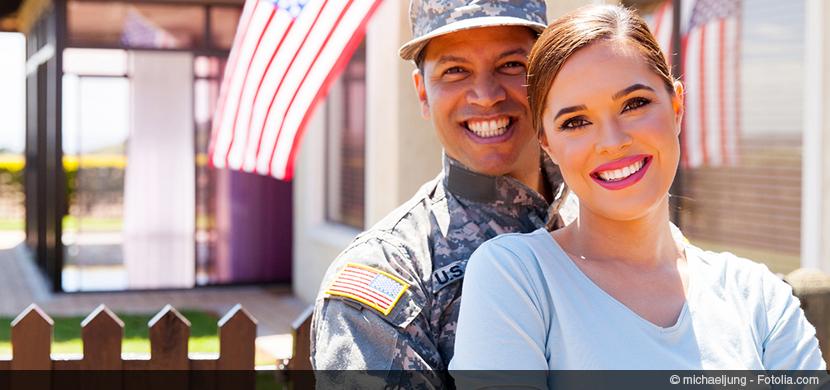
[326,263,409,316]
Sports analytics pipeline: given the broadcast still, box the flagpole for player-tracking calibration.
[669,0,684,226]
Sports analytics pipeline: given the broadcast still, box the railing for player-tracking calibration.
[0,303,256,371]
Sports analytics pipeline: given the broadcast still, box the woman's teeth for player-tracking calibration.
[467,117,510,138]
[597,159,645,182]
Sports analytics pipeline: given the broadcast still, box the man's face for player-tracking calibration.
[413,26,539,178]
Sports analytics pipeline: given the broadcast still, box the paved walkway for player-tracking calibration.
[0,233,308,361]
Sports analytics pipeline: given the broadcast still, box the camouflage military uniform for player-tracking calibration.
[311,154,572,388]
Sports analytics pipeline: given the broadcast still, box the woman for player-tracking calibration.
[450,4,824,372]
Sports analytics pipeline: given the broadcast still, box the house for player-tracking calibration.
[2,0,830,306]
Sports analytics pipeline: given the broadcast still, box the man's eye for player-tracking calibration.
[443,66,466,75]
[622,97,651,113]
[559,117,590,131]
[501,61,527,74]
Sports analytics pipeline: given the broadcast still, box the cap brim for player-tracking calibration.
[398,16,546,61]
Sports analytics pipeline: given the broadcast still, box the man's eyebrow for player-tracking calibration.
[435,55,471,65]
[612,83,655,100]
[497,48,528,59]
[554,105,588,121]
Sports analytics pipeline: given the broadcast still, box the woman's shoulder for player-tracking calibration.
[474,228,557,264]
[467,228,559,281]
[688,244,790,300]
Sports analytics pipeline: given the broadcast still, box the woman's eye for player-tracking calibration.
[622,97,651,112]
[559,117,590,131]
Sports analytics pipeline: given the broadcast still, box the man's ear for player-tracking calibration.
[412,69,430,119]
[672,80,685,135]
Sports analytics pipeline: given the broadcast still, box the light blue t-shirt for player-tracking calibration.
[449,228,825,371]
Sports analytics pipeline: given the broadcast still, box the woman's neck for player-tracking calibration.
[557,196,682,269]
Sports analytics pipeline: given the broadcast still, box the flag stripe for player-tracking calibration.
[211,1,274,168]
[330,280,393,305]
[207,0,256,164]
[209,0,382,180]
[704,22,720,165]
[718,19,727,166]
[224,5,278,167]
[328,287,391,308]
[249,0,328,170]
[677,0,741,168]
[281,0,382,179]
[697,24,709,165]
[265,0,355,176]
[680,36,692,167]
[330,282,393,306]
[253,0,334,174]
[232,15,294,170]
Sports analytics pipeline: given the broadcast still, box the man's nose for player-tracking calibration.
[594,120,633,154]
[467,73,506,107]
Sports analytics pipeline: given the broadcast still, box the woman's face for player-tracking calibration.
[540,40,683,222]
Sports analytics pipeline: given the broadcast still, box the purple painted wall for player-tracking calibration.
[213,169,292,284]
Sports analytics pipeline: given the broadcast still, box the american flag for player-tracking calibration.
[209,0,383,180]
[647,0,741,168]
[326,263,409,315]
[120,10,179,49]
[645,0,674,67]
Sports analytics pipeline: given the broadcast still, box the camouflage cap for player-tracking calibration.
[399,0,548,61]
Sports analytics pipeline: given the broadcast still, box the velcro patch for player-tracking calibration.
[431,260,466,292]
[326,263,409,316]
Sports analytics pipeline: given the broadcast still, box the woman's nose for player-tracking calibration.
[594,121,633,154]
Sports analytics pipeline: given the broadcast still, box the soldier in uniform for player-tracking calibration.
[311,0,575,386]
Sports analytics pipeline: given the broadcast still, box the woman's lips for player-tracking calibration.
[590,155,653,191]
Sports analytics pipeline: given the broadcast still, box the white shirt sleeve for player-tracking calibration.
[760,268,826,370]
[449,238,550,378]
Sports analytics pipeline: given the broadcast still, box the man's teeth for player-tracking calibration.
[597,159,645,182]
[467,117,509,138]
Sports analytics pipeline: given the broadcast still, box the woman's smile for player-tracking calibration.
[590,154,653,190]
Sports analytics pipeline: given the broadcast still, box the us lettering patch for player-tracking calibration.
[326,263,409,316]
[432,260,466,292]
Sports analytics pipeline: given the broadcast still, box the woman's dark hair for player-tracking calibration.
[527,5,676,136]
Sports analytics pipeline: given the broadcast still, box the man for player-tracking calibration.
[311,0,573,386]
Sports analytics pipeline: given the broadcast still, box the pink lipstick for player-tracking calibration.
[590,154,652,191]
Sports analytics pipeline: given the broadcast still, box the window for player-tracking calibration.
[325,42,366,229]
[634,0,805,274]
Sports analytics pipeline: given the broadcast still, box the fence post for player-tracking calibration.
[215,304,257,390]
[11,303,53,370]
[786,268,830,366]
[148,305,190,370]
[217,304,257,370]
[81,304,124,370]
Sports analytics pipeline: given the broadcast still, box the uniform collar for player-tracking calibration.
[442,153,563,208]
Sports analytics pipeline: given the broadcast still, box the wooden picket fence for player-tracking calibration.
[0,303,257,371]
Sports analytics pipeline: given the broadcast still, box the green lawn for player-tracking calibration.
[0,310,219,356]
[0,219,23,231]
[0,216,125,232]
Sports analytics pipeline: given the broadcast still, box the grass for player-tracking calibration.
[0,219,23,231]
[0,310,219,356]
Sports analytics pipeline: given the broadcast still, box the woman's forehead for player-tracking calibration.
[554,41,653,90]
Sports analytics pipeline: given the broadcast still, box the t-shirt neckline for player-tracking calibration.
[537,228,695,333]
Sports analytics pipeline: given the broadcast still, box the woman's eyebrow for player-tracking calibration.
[554,105,588,121]
[612,83,655,100]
